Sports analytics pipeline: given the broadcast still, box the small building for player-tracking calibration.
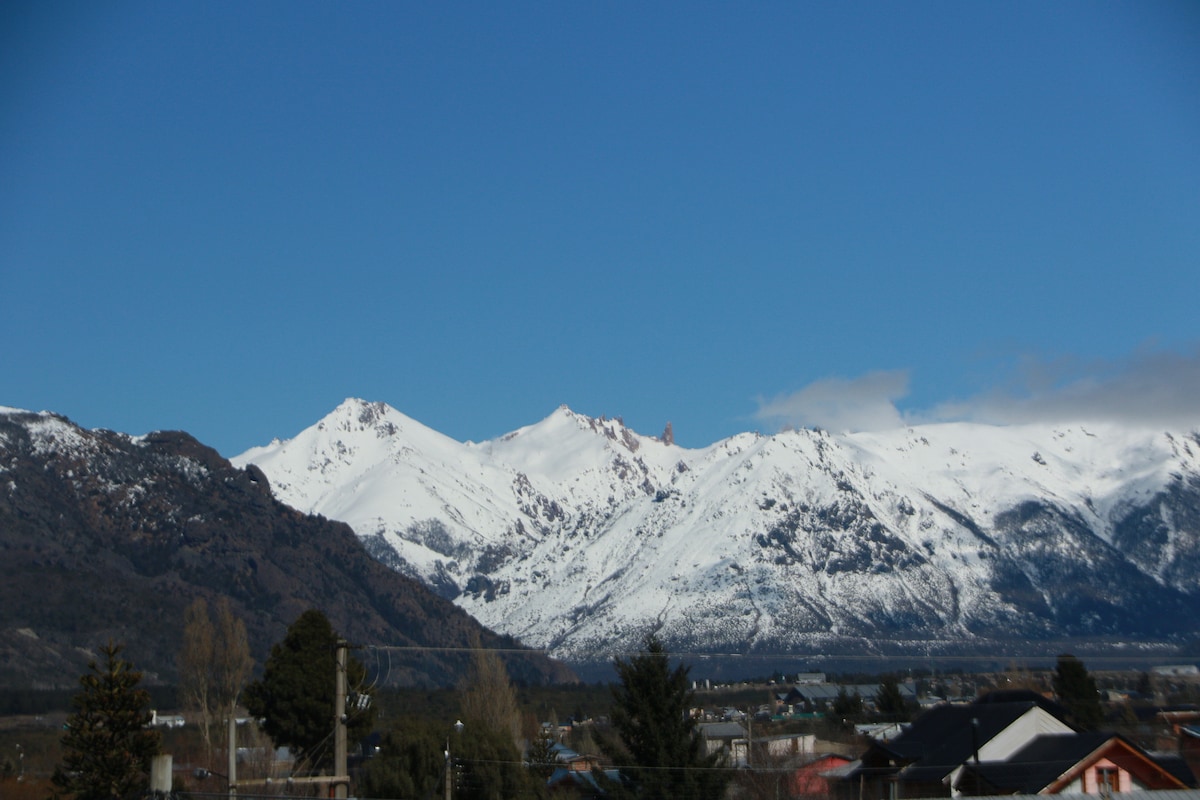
[149,710,186,728]
[697,721,749,764]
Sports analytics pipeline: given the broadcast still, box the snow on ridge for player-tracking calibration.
[839,422,1183,538]
[237,400,1200,659]
[477,404,684,482]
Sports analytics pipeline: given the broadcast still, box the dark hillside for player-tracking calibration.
[0,410,572,689]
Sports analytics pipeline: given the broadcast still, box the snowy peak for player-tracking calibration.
[237,402,1200,666]
[479,405,677,482]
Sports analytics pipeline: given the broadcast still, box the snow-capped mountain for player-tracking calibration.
[235,399,1200,667]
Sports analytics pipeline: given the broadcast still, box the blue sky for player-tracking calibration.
[3,2,1199,456]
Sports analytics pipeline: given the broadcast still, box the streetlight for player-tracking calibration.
[445,721,464,800]
[15,744,23,783]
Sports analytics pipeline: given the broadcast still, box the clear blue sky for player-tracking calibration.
[3,2,1199,456]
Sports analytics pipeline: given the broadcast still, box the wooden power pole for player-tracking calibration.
[335,639,348,800]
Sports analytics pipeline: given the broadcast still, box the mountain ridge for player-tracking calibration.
[0,406,572,688]
[235,399,1200,670]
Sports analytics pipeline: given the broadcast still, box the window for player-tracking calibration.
[1096,766,1120,795]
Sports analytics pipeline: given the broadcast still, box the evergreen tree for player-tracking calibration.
[242,609,374,770]
[359,719,445,800]
[832,685,864,720]
[52,641,161,800]
[527,727,558,780]
[1053,654,1104,731]
[876,675,911,721]
[601,634,729,800]
[1136,671,1153,699]
[455,725,546,800]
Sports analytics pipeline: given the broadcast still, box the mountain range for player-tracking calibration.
[0,406,571,689]
[235,399,1200,675]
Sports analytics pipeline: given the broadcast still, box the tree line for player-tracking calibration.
[44,601,1112,800]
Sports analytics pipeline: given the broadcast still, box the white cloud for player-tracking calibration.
[932,346,1200,428]
[755,345,1200,434]
[755,370,909,432]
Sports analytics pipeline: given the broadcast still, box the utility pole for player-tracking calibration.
[335,639,348,800]
[228,715,237,800]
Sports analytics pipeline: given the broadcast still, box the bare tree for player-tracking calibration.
[179,598,216,753]
[178,597,253,757]
[213,597,253,721]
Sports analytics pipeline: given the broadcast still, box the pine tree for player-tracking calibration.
[243,609,374,770]
[1053,654,1104,731]
[455,725,546,800]
[832,685,864,720]
[52,641,161,800]
[527,727,558,780]
[876,675,911,721]
[359,719,445,800]
[601,634,729,800]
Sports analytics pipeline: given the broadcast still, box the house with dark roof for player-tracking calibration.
[848,691,1196,798]
[849,691,1076,798]
[784,681,918,713]
[960,732,1193,795]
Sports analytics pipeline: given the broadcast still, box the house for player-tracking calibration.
[545,742,602,773]
[848,690,1196,798]
[959,732,1193,795]
[149,710,186,728]
[784,681,918,713]
[849,690,1076,798]
[543,742,617,797]
[698,721,749,764]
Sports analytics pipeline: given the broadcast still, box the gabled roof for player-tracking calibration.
[894,698,1063,760]
[962,732,1193,794]
[859,693,1071,785]
[965,731,1113,794]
